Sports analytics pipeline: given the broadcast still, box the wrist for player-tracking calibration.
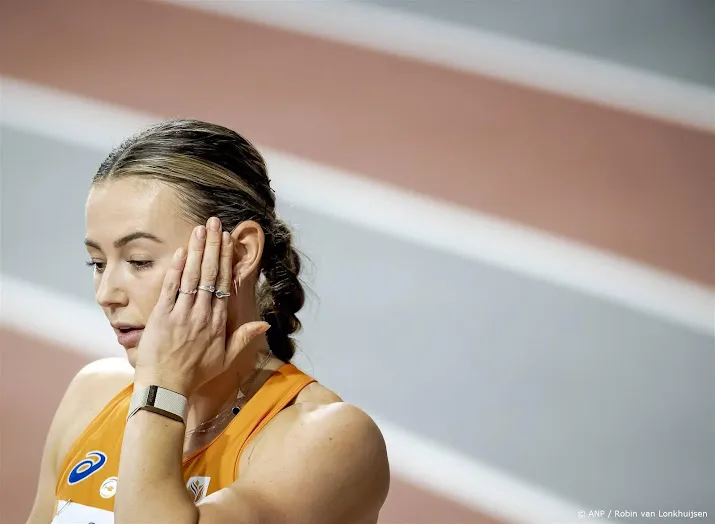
[128,384,189,427]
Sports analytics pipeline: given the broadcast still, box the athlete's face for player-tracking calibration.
[85,178,195,365]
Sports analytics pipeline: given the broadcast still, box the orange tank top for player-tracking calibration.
[51,363,315,524]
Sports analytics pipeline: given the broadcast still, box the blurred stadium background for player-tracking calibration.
[1,1,713,523]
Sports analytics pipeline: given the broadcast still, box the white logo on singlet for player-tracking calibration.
[99,476,118,499]
[186,476,211,503]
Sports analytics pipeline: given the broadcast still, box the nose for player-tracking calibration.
[95,265,128,309]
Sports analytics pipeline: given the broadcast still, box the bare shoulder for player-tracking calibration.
[67,357,133,411]
[239,380,343,467]
[293,380,344,404]
[64,356,133,425]
[53,357,133,467]
[77,356,134,379]
[260,401,385,449]
[233,400,390,523]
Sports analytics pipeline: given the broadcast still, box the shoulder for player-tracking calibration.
[64,356,134,427]
[238,379,344,469]
[287,402,389,475]
[66,357,133,409]
[52,357,133,468]
[78,356,134,375]
[257,401,386,456]
[293,380,343,404]
[230,401,390,523]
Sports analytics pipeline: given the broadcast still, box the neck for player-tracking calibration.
[183,335,280,433]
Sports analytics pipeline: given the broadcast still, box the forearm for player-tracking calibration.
[115,392,197,524]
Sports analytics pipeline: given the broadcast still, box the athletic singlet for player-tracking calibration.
[51,363,315,523]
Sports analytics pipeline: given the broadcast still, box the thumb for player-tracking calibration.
[225,321,271,364]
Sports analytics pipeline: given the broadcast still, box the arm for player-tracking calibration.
[116,401,390,524]
[25,391,65,524]
[114,383,197,524]
[26,358,131,524]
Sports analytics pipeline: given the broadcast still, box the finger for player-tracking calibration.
[225,322,271,367]
[212,231,233,331]
[175,225,206,313]
[157,248,187,313]
[195,216,223,312]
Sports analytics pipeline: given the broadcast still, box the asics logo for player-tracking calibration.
[68,451,107,485]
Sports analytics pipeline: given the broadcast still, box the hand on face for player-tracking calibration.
[133,216,270,396]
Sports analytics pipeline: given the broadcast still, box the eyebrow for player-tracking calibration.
[84,232,164,250]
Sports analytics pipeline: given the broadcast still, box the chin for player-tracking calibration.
[125,348,138,368]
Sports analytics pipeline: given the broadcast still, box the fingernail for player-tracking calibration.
[176,247,186,259]
[222,231,230,244]
[208,217,221,232]
[196,226,206,239]
[258,323,271,335]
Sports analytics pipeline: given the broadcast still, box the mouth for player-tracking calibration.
[112,324,145,348]
[117,326,141,333]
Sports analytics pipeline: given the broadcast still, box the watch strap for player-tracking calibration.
[127,385,188,424]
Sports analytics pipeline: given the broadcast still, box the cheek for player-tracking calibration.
[139,264,171,314]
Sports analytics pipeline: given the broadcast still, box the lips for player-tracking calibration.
[112,324,145,349]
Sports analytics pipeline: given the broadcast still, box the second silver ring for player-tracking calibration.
[197,284,216,293]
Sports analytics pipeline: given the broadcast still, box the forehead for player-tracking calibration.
[85,178,191,242]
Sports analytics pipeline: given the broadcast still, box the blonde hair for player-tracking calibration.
[94,119,304,361]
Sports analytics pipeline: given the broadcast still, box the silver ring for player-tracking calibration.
[198,284,216,293]
[178,288,197,295]
[214,290,230,299]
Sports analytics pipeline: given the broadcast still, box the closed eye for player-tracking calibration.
[129,260,154,271]
[86,260,106,273]
[85,260,153,273]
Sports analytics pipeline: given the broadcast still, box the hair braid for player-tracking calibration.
[257,218,305,361]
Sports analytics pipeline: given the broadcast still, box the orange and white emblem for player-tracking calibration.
[99,476,118,499]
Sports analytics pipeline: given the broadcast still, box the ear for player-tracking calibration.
[229,220,265,282]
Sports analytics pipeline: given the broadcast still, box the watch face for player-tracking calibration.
[147,385,158,406]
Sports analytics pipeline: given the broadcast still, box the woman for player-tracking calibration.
[27,120,390,524]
